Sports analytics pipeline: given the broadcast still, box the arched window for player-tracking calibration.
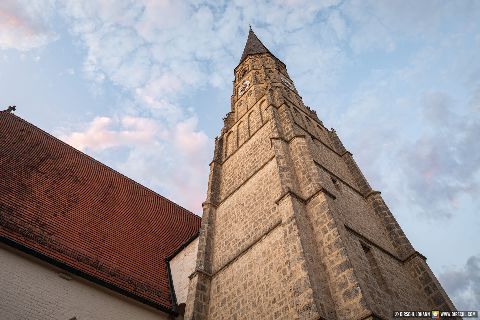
[239,68,248,79]
[226,131,236,157]
[249,108,261,135]
[238,121,248,146]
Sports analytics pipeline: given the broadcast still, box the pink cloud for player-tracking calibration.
[61,113,211,214]
[0,0,57,51]
[174,117,209,158]
[62,116,160,151]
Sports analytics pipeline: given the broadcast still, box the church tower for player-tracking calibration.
[185,29,456,320]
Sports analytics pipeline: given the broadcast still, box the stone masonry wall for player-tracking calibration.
[325,174,397,255]
[219,118,274,201]
[342,231,433,318]
[211,159,280,272]
[303,193,372,319]
[208,225,298,320]
[287,104,335,150]
[311,139,358,189]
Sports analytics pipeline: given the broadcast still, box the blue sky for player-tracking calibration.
[1,0,479,310]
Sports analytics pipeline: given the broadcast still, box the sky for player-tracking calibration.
[1,0,479,311]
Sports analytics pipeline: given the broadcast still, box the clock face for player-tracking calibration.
[238,80,250,96]
[281,77,294,90]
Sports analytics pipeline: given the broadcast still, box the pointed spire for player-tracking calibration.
[239,27,272,63]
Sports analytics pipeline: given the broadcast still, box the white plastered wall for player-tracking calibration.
[169,237,199,305]
[0,244,170,320]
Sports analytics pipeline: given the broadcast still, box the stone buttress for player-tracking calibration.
[184,29,456,320]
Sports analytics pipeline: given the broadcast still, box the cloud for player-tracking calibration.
[0,0,57,51]
[59,0,347,96]
[340,0,480,54]
[174,117,209,161]
[62,116,161,151]
[29,0,479,219]
[60,112,211,214]
[439,254,480,311]
[116,116,211,214]
[338,86,480,220]
[328,17,480,220]
[470,82,480,112]
[55,0,348,214]
[397,91,480,218]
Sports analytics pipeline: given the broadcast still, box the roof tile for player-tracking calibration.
[0,112,201,311]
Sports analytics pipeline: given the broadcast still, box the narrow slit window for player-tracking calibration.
[331,176,340,191]
[361,243,391,294]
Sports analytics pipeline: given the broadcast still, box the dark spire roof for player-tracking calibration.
[239,27,273,63]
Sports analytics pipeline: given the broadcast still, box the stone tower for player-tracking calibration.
[185,29,456,320]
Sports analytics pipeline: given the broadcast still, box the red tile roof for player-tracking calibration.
[0,111,201,312]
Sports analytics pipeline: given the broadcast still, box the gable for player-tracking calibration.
[0,112,201,312]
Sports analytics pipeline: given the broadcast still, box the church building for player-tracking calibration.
[1,29,455,320]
